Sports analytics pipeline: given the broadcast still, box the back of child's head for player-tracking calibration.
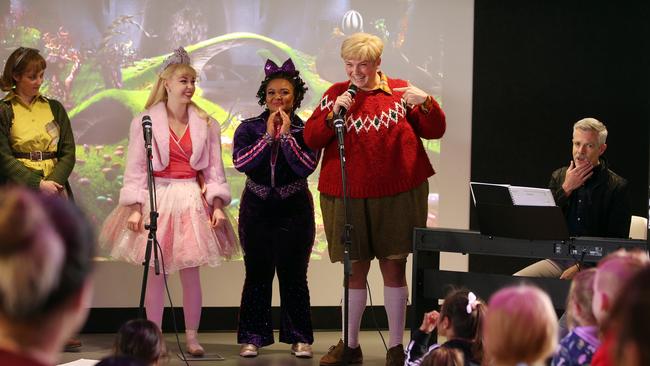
[439,289,486,363]
[567,268,597,328]
[609,266,650,366]
[96,356,147,366]
[114,319,166,366]
[421,346,464,366]
[484,285,557,366]
[593,249,649,325]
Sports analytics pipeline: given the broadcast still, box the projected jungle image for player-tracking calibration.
[1,0,444,259]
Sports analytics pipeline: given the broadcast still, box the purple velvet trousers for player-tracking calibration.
[237,188,315,347]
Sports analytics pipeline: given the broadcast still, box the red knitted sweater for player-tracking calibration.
[304,76,445,198]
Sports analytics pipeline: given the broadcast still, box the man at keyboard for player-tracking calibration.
[516,118,630,278]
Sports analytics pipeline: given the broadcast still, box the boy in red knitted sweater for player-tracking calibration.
[304,32,446,366]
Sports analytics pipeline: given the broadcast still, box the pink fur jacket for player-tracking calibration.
[119,102,231,207]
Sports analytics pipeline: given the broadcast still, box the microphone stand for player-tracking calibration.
[334,112,353,366]
[138,137,160,319]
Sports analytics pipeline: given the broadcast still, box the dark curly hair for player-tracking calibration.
[256,71,308,111]
[439,289,486,364]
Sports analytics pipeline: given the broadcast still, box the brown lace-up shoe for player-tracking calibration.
[385,344,405,366]
[320,339,363,365]
[63,338,82,351]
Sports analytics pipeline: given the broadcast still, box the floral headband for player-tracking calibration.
[264,58,297,76]
[160,47,191,73]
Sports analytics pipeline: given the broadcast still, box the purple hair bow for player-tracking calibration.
[264,58,297,76]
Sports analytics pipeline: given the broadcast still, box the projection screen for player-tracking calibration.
[1,0,473,307]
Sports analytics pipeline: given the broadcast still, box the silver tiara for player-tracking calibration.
[160,47,191,72]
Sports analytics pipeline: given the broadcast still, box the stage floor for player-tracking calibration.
[59,331,407,365]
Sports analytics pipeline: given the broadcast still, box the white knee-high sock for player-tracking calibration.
[342,288,367,348]
[384,285,408,348]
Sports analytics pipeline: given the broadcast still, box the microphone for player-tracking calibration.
[333,85,358,130]
[142,115,152,149]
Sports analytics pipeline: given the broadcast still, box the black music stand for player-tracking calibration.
[476,204,570,241]
[470,182,570,240]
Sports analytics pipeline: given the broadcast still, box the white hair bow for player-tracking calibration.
[466,292,478,314]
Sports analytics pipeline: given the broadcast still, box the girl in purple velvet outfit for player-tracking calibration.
[233,59,318,359]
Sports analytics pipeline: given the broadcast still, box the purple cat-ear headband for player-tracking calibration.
[264,58,297,76]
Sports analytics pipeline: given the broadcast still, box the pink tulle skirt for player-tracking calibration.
[99,177,240,273]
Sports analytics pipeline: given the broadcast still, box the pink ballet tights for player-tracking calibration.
[144,266,202,330]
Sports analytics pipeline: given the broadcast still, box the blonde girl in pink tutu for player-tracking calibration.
[100,47,238,356]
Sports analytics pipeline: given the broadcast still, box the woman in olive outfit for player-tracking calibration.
[0,47,79,350]
[0,47,75,199]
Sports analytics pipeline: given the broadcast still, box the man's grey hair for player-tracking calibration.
[573,118,608,145]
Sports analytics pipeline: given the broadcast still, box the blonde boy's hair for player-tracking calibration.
[340,33,384,62]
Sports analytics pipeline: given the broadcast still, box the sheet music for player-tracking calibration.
[508,186,555,206]
[470,181,556,207]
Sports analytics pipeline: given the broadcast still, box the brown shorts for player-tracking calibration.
[320,181,429,262]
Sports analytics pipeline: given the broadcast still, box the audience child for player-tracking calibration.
[0,188,95,366]
[420,347,464,366]
[552,268,599,365]
[483,285,558,366]
[591,250,649,366]
[113,319,167,366]
[96,356,147,366]
[405,289,485,366]
[608,266,650,366]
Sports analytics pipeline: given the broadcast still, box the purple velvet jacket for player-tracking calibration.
[233,111,318,192]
